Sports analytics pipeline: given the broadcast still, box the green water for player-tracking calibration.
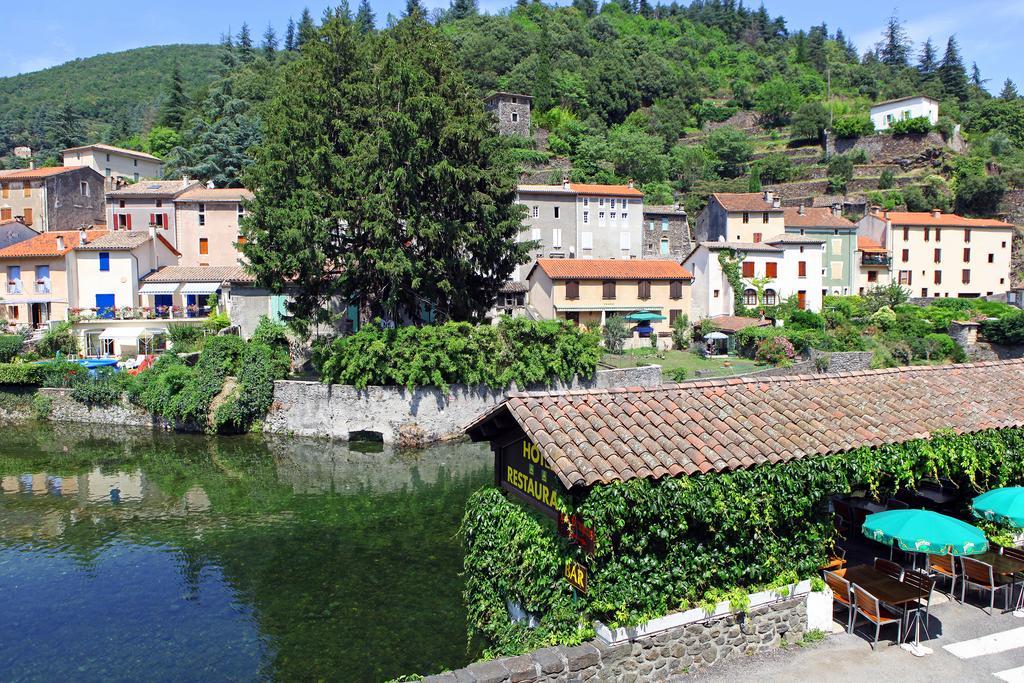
[0,423,491,682]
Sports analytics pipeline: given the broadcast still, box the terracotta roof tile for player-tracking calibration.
[0,166,78,180]
[175,187,254,203]
[141,265,255,284]
[871,211,1015,229]
[857,235,887,252]
[783,207,856,229]
[467,360,1024,489]
[532,258,693,280]
[0,229,106,259]
[712,193,783,213]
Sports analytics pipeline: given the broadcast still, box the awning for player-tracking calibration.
[98,326,150,342]
[3,297,62,304]
[555,305,664,312]
[139,282,180,295]
[181,282,220,295]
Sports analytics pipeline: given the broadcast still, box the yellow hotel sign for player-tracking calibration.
[497,437,568,519]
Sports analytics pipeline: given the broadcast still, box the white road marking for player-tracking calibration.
[942,626,1024,659]
[994,665,1024,683]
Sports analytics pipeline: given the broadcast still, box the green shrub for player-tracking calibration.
[167,323,205,352]
[668,367,689,382]
[755,336,795,364]
[831,115,874,138]
[37,322,78,357]
[0,363,44,385]
[787,309,826,330]
[890,116,933,135]
[251,316,292,376]
[982,312,1024,345]
[0,335,24,362]
[827,154,854,193]
[70,368,130,406]
[671,313,691,351]
[30,393,52,420]
[212,342,284,433]
[878,169,896,189]
[205,312,231,332]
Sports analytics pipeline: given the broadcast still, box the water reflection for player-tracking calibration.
[0,423,491,682]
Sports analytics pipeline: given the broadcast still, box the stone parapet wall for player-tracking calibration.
[423,596,807,683]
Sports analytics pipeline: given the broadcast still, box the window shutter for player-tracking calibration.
[603,280,616,299]
[127,214,132,229]
[741,261,754,278]
[765,262,777,278]
[798,261,806,277]
[566,280,579,300]
[163,213,170,229]
[670,280,682,300]
[22,208,31,226]
[150,213,156,226]
[638,280,650,299]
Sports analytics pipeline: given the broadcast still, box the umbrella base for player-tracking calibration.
[900,642,933,657]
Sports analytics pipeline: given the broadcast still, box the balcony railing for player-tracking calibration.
[35,281,50,294]
[6,280,22,294]
[862,253,891,267]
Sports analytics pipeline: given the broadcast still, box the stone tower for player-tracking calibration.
[484,92,532,137]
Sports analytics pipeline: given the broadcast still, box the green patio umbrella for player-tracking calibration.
[862,509,988,556]
[972,487,1024,528]
[623,310,666,322]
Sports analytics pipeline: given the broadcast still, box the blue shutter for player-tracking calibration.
[98,252,110,272]
[95,294,115,319]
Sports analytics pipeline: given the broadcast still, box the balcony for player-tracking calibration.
[861,253,891,267]
[34,280,50,294]
[6,280,22,294]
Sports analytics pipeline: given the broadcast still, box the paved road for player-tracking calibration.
[676,592,1024,682]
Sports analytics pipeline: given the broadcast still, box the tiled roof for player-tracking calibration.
[0,229,105,259]
[711,193,782,212]
[62,143,162,162]
[467,360,1024,489]
[141,265,255,284]
[530,258,692,281]
[764,233,825,245]
[75,231,181,256]
[858,236,887,253]
[106,180,200,198]
[872,94,938,108]
[709,315,771,332]
[643,205,687,215]
[485,91,532,101]
[568,182,643,197]
[783,207,856,229]
[871,211,1015,229]
[0,166,78,180]
[499,281,527,293]
[175,187,254,203]
[697,241,782,252]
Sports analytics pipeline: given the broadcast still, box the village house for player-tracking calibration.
[783,205,858,297]
[0,219,37,251]
[484,92,532,137]
[642,203,692,260]
[855,235,892,294]
[694,191,785,244]
[526,258,692,345]
[515,181,645,281]
[172,186,253,267]
[857,209,1016,298]
[869,95,939,131]
[106,178,201,251]
[0,166,105,232]
[61,143,164,184]
[0,229,105,330]
[683,236,825,319]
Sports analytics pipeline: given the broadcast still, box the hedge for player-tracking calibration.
[0,335,23,363]
[0,363,45,385]
[462,428,1024,655]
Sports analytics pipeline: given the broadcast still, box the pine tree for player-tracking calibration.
[237,23,255,64]
[833,28,857,62]
[806,25,827,72]
[917,38,937,76]
[747,163,761,192]
[335,1,353,24]
[297,8,317,47]
[285,19,296,50]
[157,64,188,131]
[242,16,530,327]
[638,0,653,19]
[939,35,969,101]
[405,0,424,17]
[262,23,278,58]
[450,0,477,20]
[878,12,910,68]
[356,0,376,33]
[219,32,237,71]
[47,102,84,151]
[793,30,808,65]
[970,62,988,90]
[533,13,554,112]
[1000,78,1018,101]
[572,0,597,17]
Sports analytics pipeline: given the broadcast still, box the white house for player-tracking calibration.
[870,95,939,131]
[62,144,164,183]
[682,236,825,320]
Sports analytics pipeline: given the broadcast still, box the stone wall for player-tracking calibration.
[37,387,172,430]
[423,595,807,683]
[262,365,663,445]
[826,131,951,165]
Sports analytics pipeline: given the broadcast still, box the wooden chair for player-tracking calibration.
[928,553,958,600]
[852,584,903,648]
[824,570,854,633]
[960,556,1014,615]
[874,557,904,581]
[1002,546,1024,563]
[820,545,847,572]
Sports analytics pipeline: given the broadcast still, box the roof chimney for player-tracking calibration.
[627,179,635,189]
[763,190,773,204]
[55,235,65,251]
[772,197,781,209]
[206,180,215,189]
[932,208,941,218]
[798,203,806,216]
[181,175,191,189]
[562,172,570,191]
[78,227,87,245]
[832,203,842,217]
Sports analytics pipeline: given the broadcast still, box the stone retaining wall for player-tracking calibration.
[37,387,172,429]
[423,596,807,683]
[262,366,662,445]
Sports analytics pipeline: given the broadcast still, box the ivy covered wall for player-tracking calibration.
[462,427,1024,656]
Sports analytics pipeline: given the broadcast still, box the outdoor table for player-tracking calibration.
[976,551,1024,614]
[916,488,958,506]
[842,565,930,653]
[850,500,887,514]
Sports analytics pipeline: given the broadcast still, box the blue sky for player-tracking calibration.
[1,0,1021,90]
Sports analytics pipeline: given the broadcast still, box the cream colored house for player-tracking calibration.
[857,210,1016,298]
[0,166,106,232]
[106,178,201,251]
[526,258,692,347]
[173,187,252,267]
[62,144,164,183]
[855,236,891,295]
[694,191,786,244]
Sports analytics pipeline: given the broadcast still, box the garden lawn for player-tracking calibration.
[601,349,762,379]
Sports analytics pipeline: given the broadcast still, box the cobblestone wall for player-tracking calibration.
[423,596,807,683]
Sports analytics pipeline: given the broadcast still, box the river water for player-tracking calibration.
[0,423,491,682]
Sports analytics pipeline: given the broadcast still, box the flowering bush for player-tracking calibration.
[755,336,795,365]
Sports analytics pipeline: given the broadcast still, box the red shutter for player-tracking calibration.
[127,213,132,229]
[163,213,169,229]
[150,213,156,226]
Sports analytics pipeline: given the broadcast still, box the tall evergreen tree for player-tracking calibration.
[806,25,827,72]
[297,8,317,47]
[878,12,910,68]
[533,13,554,112]
[572,0,597,17]
[241,16,530,328]
[405,0,424,17]
[449,0,478,20]
[47,102,84,151]
[237,23,255,64]
[792,30,808,65]
[833,28,858,62]
[284,18,296,50]
[970,62,988,90]
[157,64,188,131]
[1000,78,1019,101]
[638,0,653,19]
[262,23,278,58]
[917,38,937,76]
[335,1,353,24]
[218,32,237,70]
[356,0,376,33]
[939,35,969,101]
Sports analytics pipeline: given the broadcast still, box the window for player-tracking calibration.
[236,235,247,246]
[934,248,941,263]
[924,227,930,241]
[22,182,30,197]
[98,252,110,272]
[902,249,909,262]
[155,200,162,208]
[903,227,909,240]
[6,305,17,320]
[1002,241,1007,248]
[741,261,755,278]
[934,270,942,284]
[898,270,912,285]
[619,232,631,250]
[797,290,807,310]
[198,203,206,226]
[638,280,651,300]
[80,181,89,196]
[552,229,562,248]
[105,168,111,177]
[22,208,32,226]
[921,288,928,297]
[119,200,125,208]
[661,217,669,231]
[133,158,138,167]
[582,197,589,207]
[511,112,519,123]
[610,212,616,220]
[742,212,749,224]
[598,198,604,207]
[764,289,777,305]
[962,269,971,284]
[660,238,670,255]
[798,261,807,278]
[670,280,683,300]
[743,288,757,306]
[867,270,878,282]
[963,248,971,262]
[713,289,720,298]
[610,199,616,209]
[598,211,605,224]
[762,212,769,224]
[621,211,628,221]
[988,253,994,263]
[116,213,130,229]
[583,211,589,224]
[199,238,209,255]
[936,228,941,242]
[602,280,616,300]
[581,232,593,249]
[106,153,110,162]
[964,229,971,243]
[765,262,777,278]
[1,184,6,199]
[530,228,541,242]
[565,280,579,300]
[553,206,559,219]
[0,208,9,221]
[669,309,682,326]
[531,206,539,218]
[753,232,762,243]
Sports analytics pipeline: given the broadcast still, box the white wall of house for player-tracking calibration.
[870,96,939,131]
[64,149,163,182]
[107,198,179,247]
[577,195,643,263]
